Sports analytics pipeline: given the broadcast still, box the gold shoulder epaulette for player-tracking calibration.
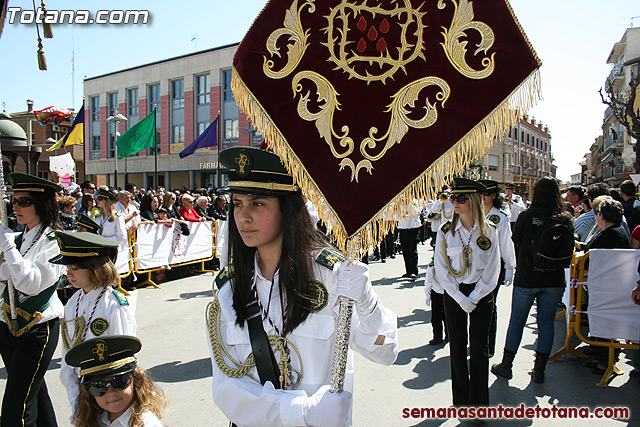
[214,266,234,290]
[442,221,452,234]
[315,248,345,270]
[46,231,56,241]
[111,289,129,306]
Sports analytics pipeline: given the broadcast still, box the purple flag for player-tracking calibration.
[179,117,218,159]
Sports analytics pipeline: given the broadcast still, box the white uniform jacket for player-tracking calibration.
[506,195,525,224]
[95,213,128,247]
[485,207,516,270]
[99,406,162,427]
[0,225,64,325]
[434,220,501,307]
[428,199,454,232]
[60,286,137,409]
[209,251,398,427]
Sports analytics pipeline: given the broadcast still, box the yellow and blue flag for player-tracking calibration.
[47,104,84,151]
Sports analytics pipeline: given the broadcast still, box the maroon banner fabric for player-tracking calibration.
[233,0,540,252]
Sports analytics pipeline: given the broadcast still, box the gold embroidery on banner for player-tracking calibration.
[324,0,427,84]
[438,0,495,80]
[361,76,450,161]
[263,0,316,80]
[292,71,450,182]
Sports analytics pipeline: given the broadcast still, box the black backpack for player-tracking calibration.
[530,219,575,269]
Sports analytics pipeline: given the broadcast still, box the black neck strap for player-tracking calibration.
[243,294,281,387]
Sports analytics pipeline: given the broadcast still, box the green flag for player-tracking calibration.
[116,110,156,159]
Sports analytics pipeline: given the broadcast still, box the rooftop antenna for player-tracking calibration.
[631,16,640,27]
[191,34,197,52]
[71,36,75,110]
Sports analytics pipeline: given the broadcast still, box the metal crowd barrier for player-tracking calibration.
[118,220,217,289]
[550,251,640,387]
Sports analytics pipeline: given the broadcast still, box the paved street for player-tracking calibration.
[1,243,638,426]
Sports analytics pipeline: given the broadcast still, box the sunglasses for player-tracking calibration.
[12,197,35,208]
[87,373,132,397]
[96,196,107,201]
[450,194,470,204]
[482,190,496,196]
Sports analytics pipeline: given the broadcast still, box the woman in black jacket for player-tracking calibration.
[584,198,629,251]
[492,177,574,383]
[581,198,628,374]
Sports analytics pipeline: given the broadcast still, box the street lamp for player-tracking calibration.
[105,112,127,189]
[26,99,34,174]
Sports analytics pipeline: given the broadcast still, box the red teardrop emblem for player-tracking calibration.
[357,15,367,31]
[380,18,390,34]
[357,37,367,52]
[368,26,378,41]
[376,37,387,52]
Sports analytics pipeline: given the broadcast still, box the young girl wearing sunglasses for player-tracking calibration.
[434,177,500,410]
[51,231,137,414]
[66,335,166,427]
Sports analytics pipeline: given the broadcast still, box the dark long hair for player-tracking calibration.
[228,192,329,336]
[486,188,504,210]
[530,177,572,227]
[32,190,61,230]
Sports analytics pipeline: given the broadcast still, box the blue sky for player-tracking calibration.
[1,0,638,181]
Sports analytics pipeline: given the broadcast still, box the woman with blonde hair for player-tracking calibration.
[94,188,127,247]
[52,232,136,413]
[434,177,500,409]
[178,194,205,222]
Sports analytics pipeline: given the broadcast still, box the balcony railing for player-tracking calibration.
[605,64,625,91]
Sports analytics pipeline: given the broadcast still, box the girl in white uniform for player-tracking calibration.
[65,335,166,427]
[52,231,137,413]
[479,179,516,358]
[0,173,65,426]
[94,188,127,247]
[434,177,500,409]
[207,146,398,427]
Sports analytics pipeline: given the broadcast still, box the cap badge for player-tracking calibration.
[235,151,251,177]
[92,341,107,361]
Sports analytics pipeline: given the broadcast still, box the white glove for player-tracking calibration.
[503,267,515,287]
[459,298,476,314]
[335,261,376,313]
[303,385,352,427]
[424,288,431,306]
[0,226,15,253]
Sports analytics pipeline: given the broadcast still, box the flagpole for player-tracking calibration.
[154,107,158,190]
[216,111,221,188]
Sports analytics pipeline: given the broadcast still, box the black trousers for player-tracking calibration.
[488,260,506,357]
[0,318,59,427]
[431,290,447,340]
[399,227,419,275]
[444,284,493,406]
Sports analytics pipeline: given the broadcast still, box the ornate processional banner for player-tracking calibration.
[232,0,541,256]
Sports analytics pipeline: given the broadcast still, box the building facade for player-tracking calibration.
[83,43,262,190]
[3,103,84,183]
[468,115,554,195]
[583,27,640,187]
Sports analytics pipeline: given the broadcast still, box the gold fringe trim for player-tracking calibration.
[1,302,44,337]
[232,67,541,259]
